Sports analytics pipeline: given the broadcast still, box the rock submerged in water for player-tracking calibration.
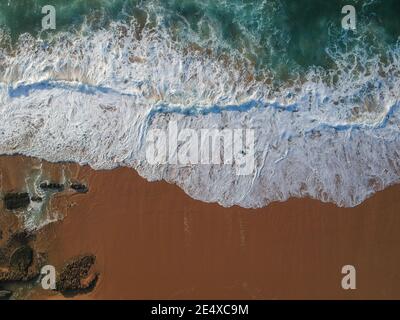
[39,182,64,192]
[57,254,98,295]
[10,246,33,273]
[30,196,42,202]
[3,193,30,210]
[70,183,88,193]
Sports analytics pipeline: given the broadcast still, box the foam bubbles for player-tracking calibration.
[0,19,399,208]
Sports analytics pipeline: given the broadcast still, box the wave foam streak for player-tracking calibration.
[0,20,400,208]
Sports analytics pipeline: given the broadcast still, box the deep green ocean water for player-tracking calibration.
[1,0,400,80]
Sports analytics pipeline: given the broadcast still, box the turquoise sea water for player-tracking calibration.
[1,0,399,81]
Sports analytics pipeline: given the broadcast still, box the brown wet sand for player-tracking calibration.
[1,155,400,299]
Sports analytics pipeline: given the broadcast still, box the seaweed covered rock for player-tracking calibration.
[70,183,88,193]
[0,231,39,282]
[3,193,30,210]
[57,255,98,295]
[30,196,43,202]
[39,182,64,192]
[9,246,33,272]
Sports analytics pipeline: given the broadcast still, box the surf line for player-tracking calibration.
[151,304,185,318]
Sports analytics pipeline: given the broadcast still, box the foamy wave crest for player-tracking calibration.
[0,19,400,208]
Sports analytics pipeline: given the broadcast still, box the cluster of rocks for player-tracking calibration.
[0,180,92,299]
[0,228,99,299]
[56,255,99,296]
[0,231,38,279]
[2,181,89,212]
[39,182,64,192]
[0,230,42,300]
[39,182,89,194]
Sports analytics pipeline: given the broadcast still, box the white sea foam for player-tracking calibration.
[0,20,400,208]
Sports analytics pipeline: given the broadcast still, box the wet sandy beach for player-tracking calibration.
[1,155,400,299]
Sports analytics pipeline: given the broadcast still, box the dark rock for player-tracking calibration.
[0,290,12,300]
[70,183,88,193]
[9,246,33,272]
[0,270,20,282]
[3,193,30,210]
[0,248,6,264]
[0,266,39,282]
[8,231,32,246]
[57,255,98,295]
[39,182,64,192]
[30,196,43,202]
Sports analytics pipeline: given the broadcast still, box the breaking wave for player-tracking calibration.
[0,1,400,208]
